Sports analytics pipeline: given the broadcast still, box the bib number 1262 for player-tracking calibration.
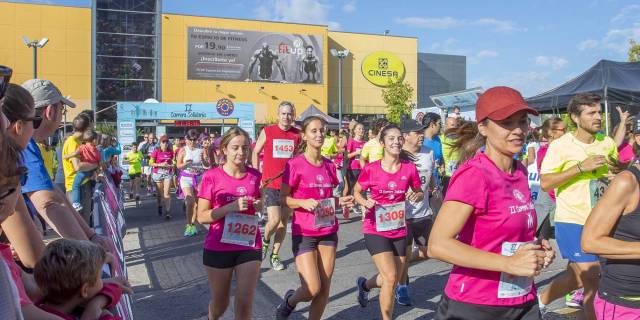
[221,213,258,247]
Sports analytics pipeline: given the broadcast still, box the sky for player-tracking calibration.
[15,0,640,97]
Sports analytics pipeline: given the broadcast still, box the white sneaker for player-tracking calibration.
[72,202,83,211]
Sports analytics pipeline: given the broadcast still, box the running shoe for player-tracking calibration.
[271,254,285,271]
[157,206,163,216]
[395,285,412,306]
[565,288,584,308]
[357,276,369,307]
[538,295,548,316]
[72,202,83,212]
[261,240,269,260]
[183,225,192,237]
[129,193,133,199]
[275,289,295,319]
[189,224,198,236]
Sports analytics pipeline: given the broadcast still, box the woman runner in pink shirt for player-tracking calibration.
[275,116,355,319]
[428,86,555,320]
[353,124,423,320]
[196,127,263,320]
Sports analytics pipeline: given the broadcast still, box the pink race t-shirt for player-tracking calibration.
[358,160,421,238]
[444,152,537,306]
[150,149,174,174]
[618,142,636,164]
[198,167,262,251]
[536,144,555,201]
[283,155,340,237]
[0,244,31,306]
[346,138,365,170]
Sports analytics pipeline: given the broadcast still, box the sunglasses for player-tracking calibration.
[24,115,43,129]
[0,65,12,100]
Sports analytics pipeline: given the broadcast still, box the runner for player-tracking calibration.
[150,135,174,219]
[274,116,355,319]
[428,86,555,320]
[344,122,365,197]
[126,142,143,206]
[252,101,301,271]
[196,127,263,320]
[353,124,423,320]
[537,93,618,320]
[360,118,389,168]
[176,129,205,237]
[395,119,439,306]
[582,162,640,319]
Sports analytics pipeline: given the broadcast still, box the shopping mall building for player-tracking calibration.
[1,0,464,138]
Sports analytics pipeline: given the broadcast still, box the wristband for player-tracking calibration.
[577,161,583,173]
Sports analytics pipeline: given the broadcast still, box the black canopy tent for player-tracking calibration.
[296,104,341,127]
[526,59,640,134]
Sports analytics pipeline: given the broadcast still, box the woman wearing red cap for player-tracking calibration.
[428,86,555,319]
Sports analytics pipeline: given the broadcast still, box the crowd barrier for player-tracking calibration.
[92,175,134,320]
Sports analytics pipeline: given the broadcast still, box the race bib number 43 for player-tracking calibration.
[590,178,609,207]
[273,139,295,158]
[498,241,533,298]
[221,213,259,247]
[375,202,406,232]
[314,198,336,229]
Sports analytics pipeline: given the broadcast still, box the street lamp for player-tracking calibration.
[330,48,349,129]
[22,36,49,79]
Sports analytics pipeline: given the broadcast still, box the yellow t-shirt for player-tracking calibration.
[62,135,82,191]
[37,142,55,180]
[540,133,618,225]
[361,139,384,164]
[320,136,337,158]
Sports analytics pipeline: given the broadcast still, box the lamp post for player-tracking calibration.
[330,48,349,129]
[22,37,49,79]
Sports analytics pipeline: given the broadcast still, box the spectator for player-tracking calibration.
[98,134,121,167]
[34,239,133,320]
[64,129,101,211]
[441,117,461,194]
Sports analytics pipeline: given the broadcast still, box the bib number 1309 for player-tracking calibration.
[375,202,406,232]
[221,213,258,247]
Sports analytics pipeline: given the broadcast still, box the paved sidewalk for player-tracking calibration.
[123,194,584,319]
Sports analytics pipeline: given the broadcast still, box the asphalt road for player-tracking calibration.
[123,194,584,320]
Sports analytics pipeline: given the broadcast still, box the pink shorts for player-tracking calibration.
[595,292,640,320]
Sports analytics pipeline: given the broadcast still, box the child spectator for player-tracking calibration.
[65,130,101,211]
[34,239,132,320]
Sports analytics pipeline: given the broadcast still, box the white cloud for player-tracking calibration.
[477,50,499,58]
[342,1,356,13]
[395,16,522,33]
[578,39,599,51]
[254,0,341,30]
[602,23,640,53]
[534,56,568,70]
[611,4,640,23]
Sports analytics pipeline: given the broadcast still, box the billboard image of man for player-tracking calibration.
[245,43,286,83]
[300,45,319,83]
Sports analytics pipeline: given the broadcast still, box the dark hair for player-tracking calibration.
[371,118,389,137]
[78,110,94,123]
[379,124,416,162]
[567,93,601,124]
[83,129,97,142]
[2,83,35,124]
[421,112,441,128]
[72,115,90,132]
[451,121,487,165]
[541,117,564,140]
[186,128,199,140]
[299,116,327,153]
[130,142,138,147]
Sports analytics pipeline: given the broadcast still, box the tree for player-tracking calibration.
[630,39,640,62]
[382,79,414,124]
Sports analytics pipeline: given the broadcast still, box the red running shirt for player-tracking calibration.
[261,124,301,189]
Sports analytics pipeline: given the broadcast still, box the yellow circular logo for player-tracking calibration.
[361,51,406,87]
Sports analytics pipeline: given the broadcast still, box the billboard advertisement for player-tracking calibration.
[187,27,323,84]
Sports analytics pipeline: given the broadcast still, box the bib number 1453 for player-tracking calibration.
[273,139,294,158]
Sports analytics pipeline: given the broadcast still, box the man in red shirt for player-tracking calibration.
[252,101,301,271]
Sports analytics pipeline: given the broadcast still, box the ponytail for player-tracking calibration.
[450,120,486,165]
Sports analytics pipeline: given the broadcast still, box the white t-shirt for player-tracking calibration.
[406,146,435,219]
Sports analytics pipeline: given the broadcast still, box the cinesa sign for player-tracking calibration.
[361,51,406,87]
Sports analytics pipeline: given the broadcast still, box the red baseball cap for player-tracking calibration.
[475,86,538,122]
[159,135,169,142]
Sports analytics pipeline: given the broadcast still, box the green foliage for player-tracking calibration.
[95,123,116,136]
[560,113,576,132]
[382,80,414,124]
[630,39,640,62]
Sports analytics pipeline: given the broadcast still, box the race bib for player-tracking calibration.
[446,160,458,176]
[314,198,336,229]
[157,167,170,175]
[375,202,406,232]
[590,178,609,207]
[498,242,533,298]
[419,170,431,187]
[221,213,259,247]
[273,139,295,158]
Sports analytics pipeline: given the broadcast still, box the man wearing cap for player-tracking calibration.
[538,93,618,319]
[395,119,439,306]
[18,79,107,248]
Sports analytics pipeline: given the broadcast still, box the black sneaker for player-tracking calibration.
[158,206,163,216]
[275,289,295,320]
[357,276,369,307]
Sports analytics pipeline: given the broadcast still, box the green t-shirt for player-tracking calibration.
[441,135,459,177]
[126,151,143,174]
[321,136,338,158]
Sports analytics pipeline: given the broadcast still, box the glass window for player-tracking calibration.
[97,79,155,101]
[97,56,155,80]
[96,10,156,35]
[95,101,118,123]
[96,33,155,58]
[96,0,156,12]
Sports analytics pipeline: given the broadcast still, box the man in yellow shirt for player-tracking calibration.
[360,118,388,168]
[538,93,618,319]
